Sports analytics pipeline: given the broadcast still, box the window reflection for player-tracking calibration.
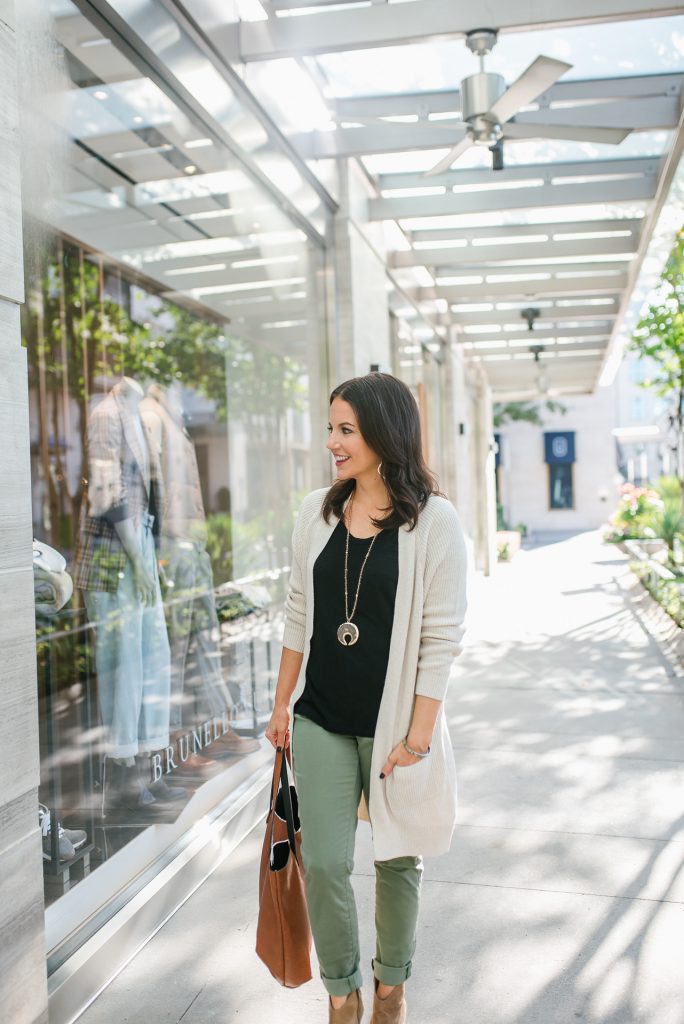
[549,463,574,509]
[26,236,317,901]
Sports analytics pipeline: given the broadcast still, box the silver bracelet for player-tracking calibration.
[402,737,431,759]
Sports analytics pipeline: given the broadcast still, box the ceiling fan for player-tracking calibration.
[424,29,631,175]
[337,29,632,174]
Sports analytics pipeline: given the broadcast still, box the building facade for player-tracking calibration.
[4,2,684,1022]
[614,353,671,485]
[496,391,620,535]
[0,5,493,1023]
[496,353,674,538]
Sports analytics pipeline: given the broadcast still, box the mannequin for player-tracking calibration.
[140,382,259,761]
[73,377,184,813]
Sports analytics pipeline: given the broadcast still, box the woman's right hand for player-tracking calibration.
[265,704,291,749]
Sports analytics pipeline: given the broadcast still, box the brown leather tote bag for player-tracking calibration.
[256,747,313,988]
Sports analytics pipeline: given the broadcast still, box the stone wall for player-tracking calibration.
[0,1,49,1020]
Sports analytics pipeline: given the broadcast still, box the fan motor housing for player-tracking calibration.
[461,72,506,121]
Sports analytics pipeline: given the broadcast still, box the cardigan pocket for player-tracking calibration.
[385,757,436,813]
[384,735,458,836]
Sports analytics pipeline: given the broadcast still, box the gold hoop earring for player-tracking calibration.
[377,462,383,477]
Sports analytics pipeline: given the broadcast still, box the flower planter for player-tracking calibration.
[497,530,522,562]
[639,539,668,557]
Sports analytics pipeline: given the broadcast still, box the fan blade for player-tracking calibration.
[489,55,572,125]
[334,114,463,132]
[503,121,631,144]
[423,137,473,177]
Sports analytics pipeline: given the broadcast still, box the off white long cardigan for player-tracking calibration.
[283,487,468,860]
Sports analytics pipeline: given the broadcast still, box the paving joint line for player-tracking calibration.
[351,872,684,906]
[437,823,684,843]
[449,726,684,742]
[451,744,684,763]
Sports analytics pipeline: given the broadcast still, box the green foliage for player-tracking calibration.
[493,398,567,428]
[629,229,684,497]
[655,475,682,503]
[203,514,236,585]
[630,560,684,628]
[203,504,299,587]
[35,616,90,698]
[22,237,308,421]
[604,482,662,542]
[630,229,684,394]
[22,235,310,555]
[497,540,512,562]
[651,497,684,554]
[606,476,684,561]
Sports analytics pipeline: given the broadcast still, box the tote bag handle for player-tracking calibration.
[267,747,300,865]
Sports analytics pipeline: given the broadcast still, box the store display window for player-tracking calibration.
[19,0,328,951]
[549,463,574,510]
[544,431,576,510]
[24,235,320,912]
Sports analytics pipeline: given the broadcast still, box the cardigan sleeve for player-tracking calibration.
[281,491,321,653]
[414,502,468,702]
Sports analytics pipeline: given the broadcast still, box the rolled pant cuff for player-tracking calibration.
[321,968,364,997]
[107,744,139,760]
[372,959,412,986]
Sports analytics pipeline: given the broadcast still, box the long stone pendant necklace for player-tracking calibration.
[337,494,379,647]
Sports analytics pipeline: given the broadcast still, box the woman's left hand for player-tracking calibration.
[380,740,424,778]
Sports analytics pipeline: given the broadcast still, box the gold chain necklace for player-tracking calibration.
[337,495,379,647]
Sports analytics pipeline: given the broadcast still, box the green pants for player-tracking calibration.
[293,715,423,997]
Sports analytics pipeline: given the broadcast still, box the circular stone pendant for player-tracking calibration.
[337,622,359,647]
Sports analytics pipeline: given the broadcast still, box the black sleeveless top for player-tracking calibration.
[294,518,399,737]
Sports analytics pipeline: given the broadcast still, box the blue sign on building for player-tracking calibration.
[544,431,575,464]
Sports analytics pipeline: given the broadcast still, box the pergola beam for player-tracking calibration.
[448,302,620,326]
[144,262,307,290]
[393,235,639,267]
[481,362,604,398]
[425,259,631,278]
[409,276,629,300]
[335,73,684,120]
[292,123,468,160]
[371,176,657,219]
[464,339,609,355]
[162,293,307,318]
[293,95,678,159]
[219,0,684,62]
[106,231,304,266]
[380,156,661,192]
[504,95,678,130]
[407,217,644,245]
[452,324,613,344]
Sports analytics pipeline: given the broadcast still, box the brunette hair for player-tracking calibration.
[322,372,440,530]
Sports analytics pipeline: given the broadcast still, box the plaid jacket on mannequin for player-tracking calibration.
[73,380,164,593]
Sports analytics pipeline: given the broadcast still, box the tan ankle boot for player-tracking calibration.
[328,988,364,1024]
[370,980,407,1024]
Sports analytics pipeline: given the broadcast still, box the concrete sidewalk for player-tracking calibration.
[79,531,684,1024]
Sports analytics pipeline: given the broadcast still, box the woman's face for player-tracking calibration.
[326,397,380,482]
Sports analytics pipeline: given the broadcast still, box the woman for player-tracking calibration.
[266,372,467,1024]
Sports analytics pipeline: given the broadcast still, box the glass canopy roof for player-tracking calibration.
[313,16,684,96]
[44,0,684,398]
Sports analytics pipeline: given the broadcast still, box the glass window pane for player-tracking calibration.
[549,463,574,509]
[27,1,328,942]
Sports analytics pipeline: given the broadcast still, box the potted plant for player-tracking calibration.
[496,502,522,560]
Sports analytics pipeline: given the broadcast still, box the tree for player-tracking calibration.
[493,398,567,428]
[22,234,309,556]
[630,228,684,510]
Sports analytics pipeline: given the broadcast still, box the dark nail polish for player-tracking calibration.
[379,772,385,779]
[276,746,282,753]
